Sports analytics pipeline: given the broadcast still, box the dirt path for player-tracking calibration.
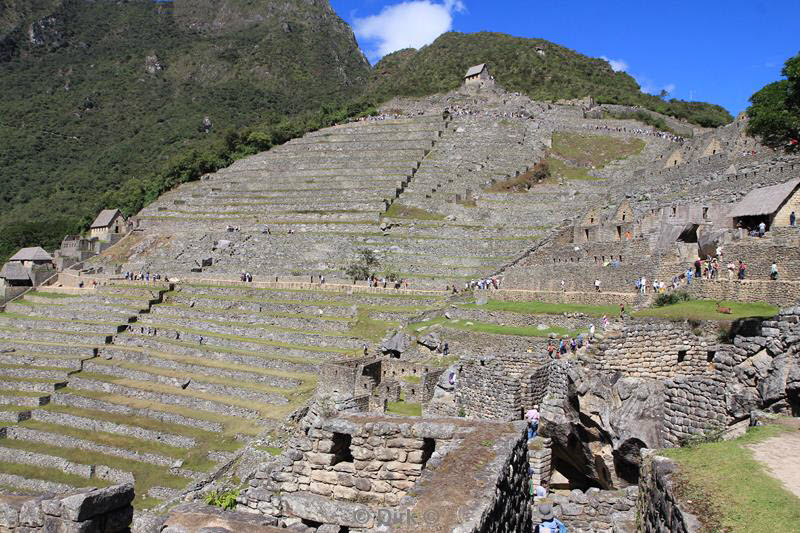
[748,419,800,498]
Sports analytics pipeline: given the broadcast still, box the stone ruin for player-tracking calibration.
[0,74,799,532]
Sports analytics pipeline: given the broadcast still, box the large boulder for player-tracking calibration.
[379,331,410,356]
[540,367,664,489]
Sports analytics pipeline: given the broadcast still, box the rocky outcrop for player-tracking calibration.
[540,365,665,489]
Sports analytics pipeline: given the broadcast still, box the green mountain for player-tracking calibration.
[0,0,370,259]
[369,32,732,128]
[0,11,736,262]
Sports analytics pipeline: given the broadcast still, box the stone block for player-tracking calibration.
[57,484,135,522]
[310,471,339,484]
[332,485,358,500]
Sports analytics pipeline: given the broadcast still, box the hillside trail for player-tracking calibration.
[747,417,800,498]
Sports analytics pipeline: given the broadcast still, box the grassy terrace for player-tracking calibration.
[661,423,800,532]
[462,299,619,317]
[409,316,582,338]
[634,300,778,321]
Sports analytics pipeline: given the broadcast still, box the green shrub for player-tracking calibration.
[653,291,691,307]
[205,489,239,510]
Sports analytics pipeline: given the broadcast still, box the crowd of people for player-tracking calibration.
[123,271,167,282]
[443,104,533,120]
[581,123,685,143]
[466,277,502,290]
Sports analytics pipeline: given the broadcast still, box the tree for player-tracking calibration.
[344,249,380,282]
[747,52,800,151]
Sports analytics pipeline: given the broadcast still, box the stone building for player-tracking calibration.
[1,247,55,289]
[463,63,492,88]
[728,177,800,230]
[89,208,126,240]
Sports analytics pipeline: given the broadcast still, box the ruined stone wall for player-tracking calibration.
[0,484,134,532]
[456,355,521,420]
[685,278,800,306]
[587,319,719,379]
[530,486,638,532]
[493,289,638,306]
[637,452,701,532]
[721,237,800,280]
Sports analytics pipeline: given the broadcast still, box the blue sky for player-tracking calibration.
[329,0,800,115]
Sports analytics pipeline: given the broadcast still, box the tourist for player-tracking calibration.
[770,261,779,280]
[727,261,735,281]
[737,260,746,280]
[634,277,641,293]
[791,211,797,227]
[362,344,368,356]
[694,259,702,277]
[532,480,548,499]
[758,221,766,237]
[443,342,449,356]
[594,278,601,292]
[546,341,556,359]
[602,315,609,329]
[686,268,693,285]
[560,279,565,291]
[589,323,596,341]
[534,504,567,533]
[640,276,647,295]
[570,338,577,354]
[576,334,584,349]
[619,303,625,319]
[526,405,540,439]
[320,275,325,284]
[652,279,658,294]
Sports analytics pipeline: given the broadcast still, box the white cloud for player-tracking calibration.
[600,56,628,72]
[353,0,466,61]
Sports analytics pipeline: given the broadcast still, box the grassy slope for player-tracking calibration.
[661,424,800,532]
[370,32,732,128]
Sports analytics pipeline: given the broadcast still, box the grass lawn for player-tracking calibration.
[382,203,445,221]
[661,423,800,532]
[409,316,582,338]
[386,401,422,417]
[551,132,645,167]
[544,157,603,181]
[633,300,778,321]
[462,299,619,317]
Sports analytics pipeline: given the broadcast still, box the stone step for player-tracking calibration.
[2,426,185,469]
[67,376,266,420]
[0,367,72,380]
[97,348,304,389]
[29,409,196,448]
[149,304,351,333]
[0,410,30,423]
[0,380,66,393]
[5,302,135,323]
[82,360,290,406]
[0,393,50,407]
[0,471,77,494]
[0,352,87,370]
[0,328,112,347]
[50,393,224,433]
[0,445,136,483]
[109,337,317,376]
[0,341,96,358]
[133,315,362,350]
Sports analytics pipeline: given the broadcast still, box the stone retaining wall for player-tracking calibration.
[0,484,134,532]
[532,486,638,532]
[637,452,701,532]
[456,355,522,420]
[686,278,800,307]
[493,289,638,306]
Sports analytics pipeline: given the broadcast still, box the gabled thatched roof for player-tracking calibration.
[0,262,31,281]
[8,247,53,262]
[464,64,486,78]
[728,178,800,218]
[91,209,122,229]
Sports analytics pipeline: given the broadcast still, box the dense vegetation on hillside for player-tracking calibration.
[0,8,738,263]
[370,33,732,129]
[0,0,369,260]
[746,52,800,151]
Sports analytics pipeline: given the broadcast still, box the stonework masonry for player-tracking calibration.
[637,452,702,533]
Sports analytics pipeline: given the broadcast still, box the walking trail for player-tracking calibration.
[747,418,800,498]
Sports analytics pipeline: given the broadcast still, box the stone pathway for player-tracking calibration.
[747,419,800,498]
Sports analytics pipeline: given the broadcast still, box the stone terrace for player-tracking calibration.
[0,280,448,509]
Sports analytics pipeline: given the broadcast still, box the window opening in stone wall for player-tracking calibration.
[619,255,623,263]
[703,207,709,219]
[678,350,687,363]
[584,228,590,240]
[616,226,622,240]
[671,206,677,216]
[706,350,716,363]
[331,433,354,465]
[420,438,436,469]
[622,213,626,221]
